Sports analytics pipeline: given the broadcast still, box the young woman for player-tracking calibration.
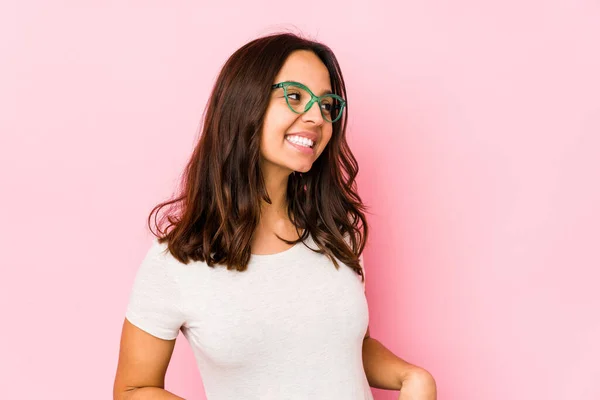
[113,32,436,400]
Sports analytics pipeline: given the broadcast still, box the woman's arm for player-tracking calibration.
[362,327,437,399]
[113,319,185,400]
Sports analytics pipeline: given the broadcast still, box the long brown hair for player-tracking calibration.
[148,32,369,280]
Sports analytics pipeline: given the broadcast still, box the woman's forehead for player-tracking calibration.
[275,51,331,92]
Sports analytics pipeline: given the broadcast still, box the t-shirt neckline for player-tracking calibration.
[250,232,311,259]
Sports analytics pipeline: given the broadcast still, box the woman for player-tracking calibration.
[113,32,436,400]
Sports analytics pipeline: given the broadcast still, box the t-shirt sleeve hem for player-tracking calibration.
[125,312,180,341]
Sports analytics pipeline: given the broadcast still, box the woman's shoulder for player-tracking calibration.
[138,237,195,275]
[142,237,172,262]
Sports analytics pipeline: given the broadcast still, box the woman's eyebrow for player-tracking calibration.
[285,80,334,96]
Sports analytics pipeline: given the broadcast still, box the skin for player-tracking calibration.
[113,50,436,399]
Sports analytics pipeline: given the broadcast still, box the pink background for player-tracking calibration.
[1,1,599,399]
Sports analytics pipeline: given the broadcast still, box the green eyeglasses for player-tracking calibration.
[271,81,346,123]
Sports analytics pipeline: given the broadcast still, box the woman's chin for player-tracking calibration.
[292,164,313,174]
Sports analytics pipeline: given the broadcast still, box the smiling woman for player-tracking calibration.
[113,32,436,400]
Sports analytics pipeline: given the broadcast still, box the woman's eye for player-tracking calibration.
[287,92,301,101]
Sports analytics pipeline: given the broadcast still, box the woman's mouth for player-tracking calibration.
[285,134,315,155]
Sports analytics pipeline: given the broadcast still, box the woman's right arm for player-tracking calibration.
[113,318,185,400]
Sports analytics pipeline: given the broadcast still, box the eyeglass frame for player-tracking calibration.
[271,81,347,123]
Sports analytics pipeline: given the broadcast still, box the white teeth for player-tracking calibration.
[286,135,314,148]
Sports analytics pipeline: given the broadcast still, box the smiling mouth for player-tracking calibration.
[285,134,315,149]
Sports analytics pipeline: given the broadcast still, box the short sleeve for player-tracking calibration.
[125,239,185,340]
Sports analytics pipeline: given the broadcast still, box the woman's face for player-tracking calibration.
[260,50,334,176]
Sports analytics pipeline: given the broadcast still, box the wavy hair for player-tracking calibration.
[148,32,369,280]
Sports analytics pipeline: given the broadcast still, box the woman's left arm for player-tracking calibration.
[362,327,437,399]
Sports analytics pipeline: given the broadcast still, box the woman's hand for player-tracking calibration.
[398,367,437,400]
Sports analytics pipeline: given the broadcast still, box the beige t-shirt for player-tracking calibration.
[125,233,372,400]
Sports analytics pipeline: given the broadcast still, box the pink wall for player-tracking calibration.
[2,1,599,399]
